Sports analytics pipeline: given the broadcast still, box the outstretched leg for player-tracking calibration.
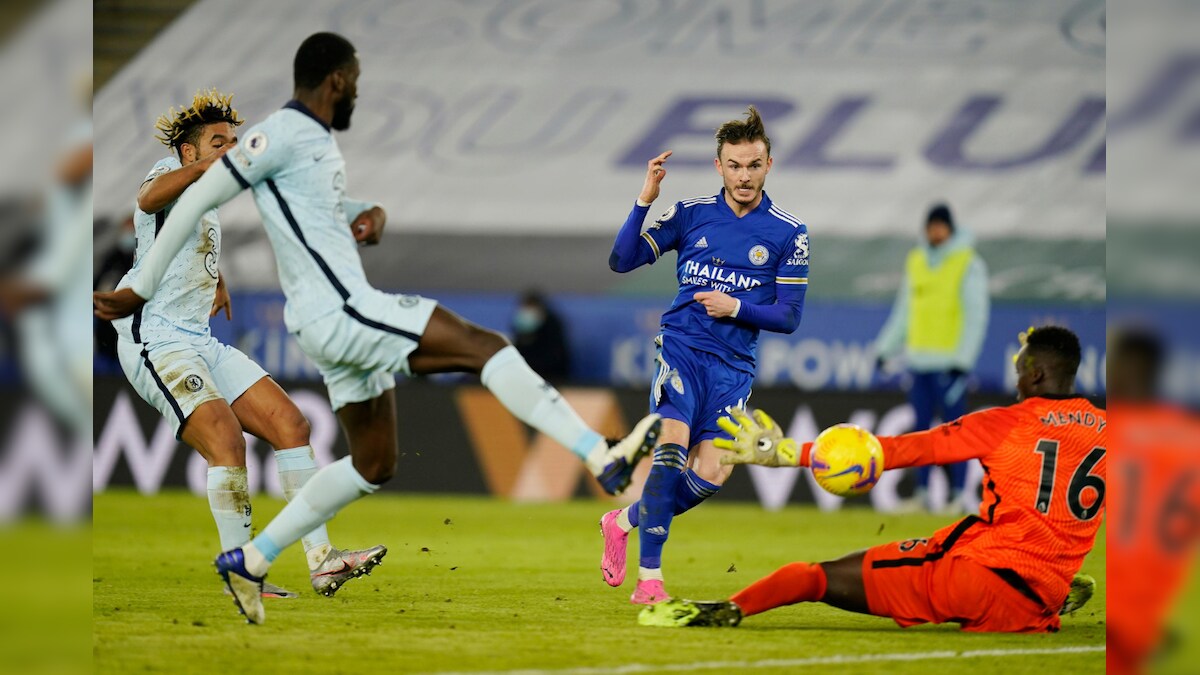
[638,553,868,628]
[410,306,657,493]
[671,440,730,516]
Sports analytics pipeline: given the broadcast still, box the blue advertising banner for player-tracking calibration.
[94,291,1105,396]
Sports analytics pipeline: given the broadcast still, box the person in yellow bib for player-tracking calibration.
[875,203,989,514]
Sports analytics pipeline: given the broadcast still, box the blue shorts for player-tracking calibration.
[649,335,753,444]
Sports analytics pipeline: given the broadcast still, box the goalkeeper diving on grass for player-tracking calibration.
[641,326,1104,633]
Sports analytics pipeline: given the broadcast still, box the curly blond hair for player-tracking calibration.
[154,88,244,153]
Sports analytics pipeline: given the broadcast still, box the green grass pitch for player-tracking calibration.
[93,490,1105,674]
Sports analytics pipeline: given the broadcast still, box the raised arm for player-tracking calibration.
[872,406,1017,469]
[611,151,677,273]
[137,152,224,214]
[717,405,1019,470]
[93,160,244,320]
[132,160,243,300]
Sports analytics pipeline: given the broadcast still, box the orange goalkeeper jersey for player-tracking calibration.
[1107,403,1200,673]
[871,395,1106,609]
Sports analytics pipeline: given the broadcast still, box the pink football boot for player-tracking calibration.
[631,578,671,605]
[600,509,629,587]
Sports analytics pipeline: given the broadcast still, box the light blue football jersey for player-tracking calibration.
[114,155,221,341]
[221,100,377,332]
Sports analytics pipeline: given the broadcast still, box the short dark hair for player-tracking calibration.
[1110,326,1165,389]
[926,203,954,230]
[715,106,771,158]
[1025,326,1082,380]
[294,32,357,90]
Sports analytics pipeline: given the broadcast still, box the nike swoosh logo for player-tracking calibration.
[314,152,326,162]
[314,560,352,577]
[829,465,865,479]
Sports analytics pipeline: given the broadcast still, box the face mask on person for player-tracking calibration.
[513,306,544,333]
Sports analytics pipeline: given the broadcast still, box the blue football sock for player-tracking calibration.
[626,502,640,528]
[637,443,687,569]
[673,468,721,516]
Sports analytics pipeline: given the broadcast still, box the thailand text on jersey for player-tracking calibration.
[643,191,808,370]
[114,155,221,341]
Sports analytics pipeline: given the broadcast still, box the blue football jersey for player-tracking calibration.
[643,190,809,371]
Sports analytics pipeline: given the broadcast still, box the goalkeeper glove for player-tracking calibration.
[714,407,801,467]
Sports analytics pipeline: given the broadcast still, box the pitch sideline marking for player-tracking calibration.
[434,645,1105,675]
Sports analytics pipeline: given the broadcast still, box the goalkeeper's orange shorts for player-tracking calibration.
[860,538,1061,633]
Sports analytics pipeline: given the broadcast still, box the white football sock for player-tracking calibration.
[480,346,606,473]
[207,466,252,550]
[242,542,269,578]
[275,446,333,569]
[616,506,635,533]
[251,456,378,575]
[638,566,664,582]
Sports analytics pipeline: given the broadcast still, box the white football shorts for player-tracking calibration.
[117,330,268,438]
[294,289,437,411]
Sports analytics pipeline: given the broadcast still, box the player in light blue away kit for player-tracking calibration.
[94,33,661,625]
[111,89,384,598]
[601,107,809,604]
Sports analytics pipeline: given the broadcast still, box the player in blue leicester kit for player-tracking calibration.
[111,89,384,599]
[600,107,809,604]
[94,33,661,625]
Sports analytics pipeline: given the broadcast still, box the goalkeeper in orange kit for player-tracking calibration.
[640,326,1104,633]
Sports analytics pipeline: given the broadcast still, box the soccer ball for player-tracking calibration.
[810,424,884,497]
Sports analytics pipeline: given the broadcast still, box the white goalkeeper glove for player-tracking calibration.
[714,407,800,467]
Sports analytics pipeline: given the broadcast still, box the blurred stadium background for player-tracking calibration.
[79,0,1107,518]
